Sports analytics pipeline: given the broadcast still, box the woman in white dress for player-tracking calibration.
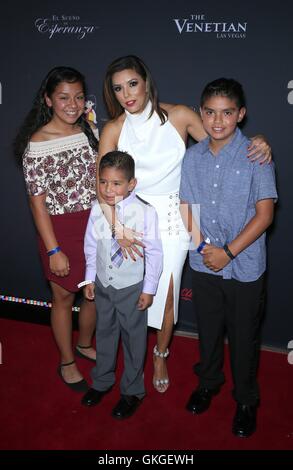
[98,55,271,393]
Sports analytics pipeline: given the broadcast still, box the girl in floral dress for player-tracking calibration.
[15,67,99,391]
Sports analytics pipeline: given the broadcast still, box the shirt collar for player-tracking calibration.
[116,190,136,212]
[200,127,244,157]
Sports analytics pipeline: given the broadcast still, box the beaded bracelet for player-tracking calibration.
[196,240,207,253]
[111,224,116,236]
[111,223,124,237]
[47,246,61,256]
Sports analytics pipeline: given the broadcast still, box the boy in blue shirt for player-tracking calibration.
[179,78,277,437]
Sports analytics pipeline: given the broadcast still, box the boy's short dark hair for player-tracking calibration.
[200,78,246,109]
[99,150,135,181]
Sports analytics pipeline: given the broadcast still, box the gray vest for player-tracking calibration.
[93,198,149,290]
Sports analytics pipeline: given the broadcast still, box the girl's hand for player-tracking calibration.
[49,251,70,277]
[247,135,272,164]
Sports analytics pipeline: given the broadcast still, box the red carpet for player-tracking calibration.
[0,317,292,450]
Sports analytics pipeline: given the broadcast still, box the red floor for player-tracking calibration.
[0,317,292,450]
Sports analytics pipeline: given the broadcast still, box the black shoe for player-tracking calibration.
[81,387,110,407]
[75,345,96,363]
[57,361,88,393]
[232,403,257,438]
[112,395,142,420]
[186,387,220,414]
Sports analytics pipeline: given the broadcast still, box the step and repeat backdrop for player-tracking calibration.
[0,0,292,349]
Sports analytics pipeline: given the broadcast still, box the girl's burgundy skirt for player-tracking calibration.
[37,209,90,293]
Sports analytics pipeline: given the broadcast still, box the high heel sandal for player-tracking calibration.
[75,344,96,363]
[57,360,88,393]
[153,345,170,393]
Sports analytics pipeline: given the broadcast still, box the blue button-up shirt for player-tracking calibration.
[179,128,278,282]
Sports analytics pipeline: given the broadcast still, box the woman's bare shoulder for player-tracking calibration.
[98,115,126,155]
[161,103,197,127]
[161,102,195,119]
[100,114,125,137]
[160,102,175,113]
[163,102,194,114]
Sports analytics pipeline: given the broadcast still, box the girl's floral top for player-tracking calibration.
[23,129,98,215]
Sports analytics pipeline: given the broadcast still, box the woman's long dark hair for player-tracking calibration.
[14,66,98,161]
[103,55,168,124]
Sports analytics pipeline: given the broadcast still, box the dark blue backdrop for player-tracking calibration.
[0,0,292,349]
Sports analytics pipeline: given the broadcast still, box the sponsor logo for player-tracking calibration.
[180,288,192,302]
[35,15,99,40]
[173,14,247,39]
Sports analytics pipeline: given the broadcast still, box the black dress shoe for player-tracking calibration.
[112,395,142,420]
[186,387,220,414]
[232,403,257,438]
[81,387,110,407]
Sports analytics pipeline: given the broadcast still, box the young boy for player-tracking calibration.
[179,78,278,437]
[79,151,163,419]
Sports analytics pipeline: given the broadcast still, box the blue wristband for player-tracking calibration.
[47,246,61,256]
[197,241,207,253]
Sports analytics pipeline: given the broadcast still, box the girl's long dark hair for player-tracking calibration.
[103,55,167,124]
[14,66,98,161]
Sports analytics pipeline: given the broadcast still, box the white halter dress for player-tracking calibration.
[118,101,190,329]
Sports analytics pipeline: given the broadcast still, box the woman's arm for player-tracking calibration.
[170,104,272,162]
[167,104,207,143]
[29,194,69,277]
[97,121,119,161]
[184,106,207,142]
[97,120,144,260]
[95,121,118,241]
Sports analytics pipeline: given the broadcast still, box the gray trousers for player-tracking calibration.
[91,276,147,399]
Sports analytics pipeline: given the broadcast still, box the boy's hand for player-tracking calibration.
[201,245,231,272]
[137,293,153,310]
[83,283,95,301]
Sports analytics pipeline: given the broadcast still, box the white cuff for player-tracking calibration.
[77,280,94,289]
